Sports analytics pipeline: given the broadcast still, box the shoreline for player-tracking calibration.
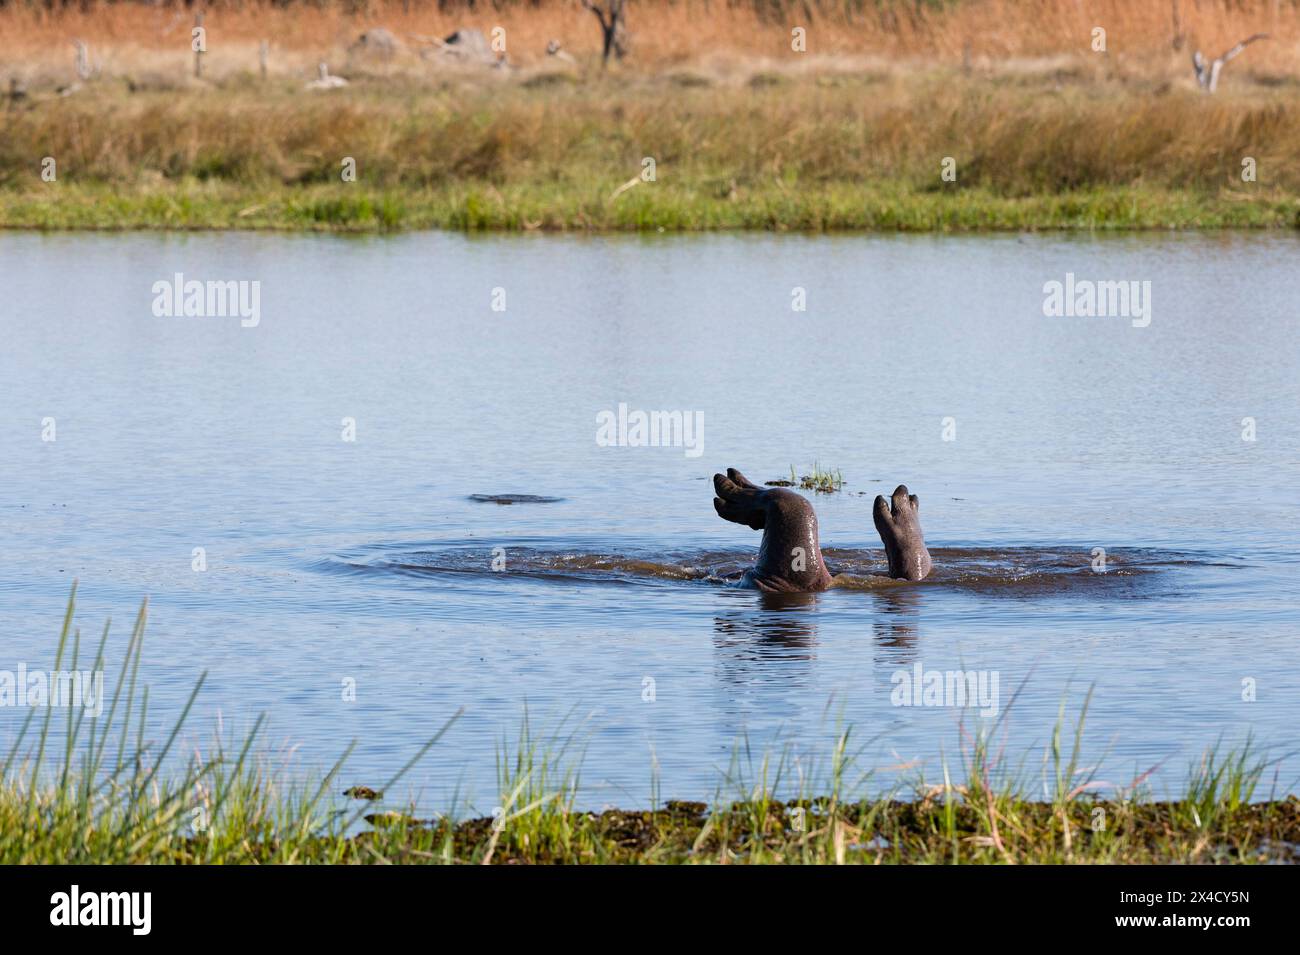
[3,183,1297,234]
[351,796,1300,864]
[9,787,1298,864]
[4,63,1298,235]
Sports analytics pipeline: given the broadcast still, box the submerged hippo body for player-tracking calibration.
[713,467,932,591]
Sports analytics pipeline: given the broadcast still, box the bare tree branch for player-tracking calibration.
[1219,33,1268,64]
[1192,33,1268,93]
[581,0,627,66]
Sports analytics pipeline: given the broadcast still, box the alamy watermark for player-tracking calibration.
[890,662,999,717]
[1042,273,1151,328]
[151,272,261,327]
[596,403,704,458]
[50,885,151,935]
[0,665,104,717]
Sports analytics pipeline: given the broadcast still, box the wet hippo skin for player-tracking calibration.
[872,484,933,581]
[712,468,834,592]
[713,467,933,590]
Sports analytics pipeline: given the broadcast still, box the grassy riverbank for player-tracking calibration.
[7,717,1297,863]
[6,180,1293,233]
[3,590,1296,864]
[3,54,1300,232]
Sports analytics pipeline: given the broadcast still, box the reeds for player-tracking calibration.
[0,584,460,863]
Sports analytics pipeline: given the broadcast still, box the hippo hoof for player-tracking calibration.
[873,485,933,581]
[713,468,767,531]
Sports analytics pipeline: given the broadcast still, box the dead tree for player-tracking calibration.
[1193,33,1268,93]
[71,38,92,80]
[581,0,627,66]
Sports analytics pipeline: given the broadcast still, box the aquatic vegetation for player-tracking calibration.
[769,463,845,493]
[3,589,1295,864]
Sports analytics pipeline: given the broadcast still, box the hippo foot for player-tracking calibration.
[712,468,767,531]
[714,468,833,592]
[873,484,933,581]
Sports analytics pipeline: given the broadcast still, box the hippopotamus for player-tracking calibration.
[713,467,932,591]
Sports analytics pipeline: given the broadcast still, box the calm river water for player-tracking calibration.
[1,230,1297,811]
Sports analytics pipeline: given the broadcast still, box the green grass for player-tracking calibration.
[3,588,1297,864]
[2,180,1296,233]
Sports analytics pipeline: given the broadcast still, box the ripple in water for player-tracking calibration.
[312,541,1227,596]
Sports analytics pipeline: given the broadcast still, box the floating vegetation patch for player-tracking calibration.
[767,462,845,493]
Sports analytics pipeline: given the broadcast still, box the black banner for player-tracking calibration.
[0,863,1284,941]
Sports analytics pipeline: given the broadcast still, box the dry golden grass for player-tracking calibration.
[2,0,1299,79]
[4,72,1297,193]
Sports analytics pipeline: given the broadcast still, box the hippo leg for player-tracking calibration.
[873,484,933,581]
[713,467,833,592]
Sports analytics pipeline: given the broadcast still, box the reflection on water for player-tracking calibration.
[1,229,1298,808]
[714,592,821,656]
[713,593,821,692]
[870,587,922,659]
